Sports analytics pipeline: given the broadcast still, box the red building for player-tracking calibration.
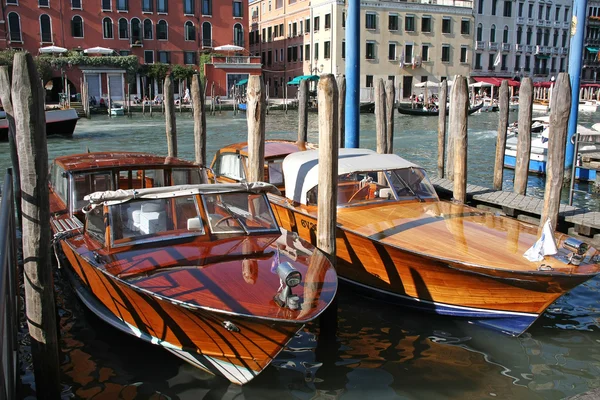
[0,0,261,101]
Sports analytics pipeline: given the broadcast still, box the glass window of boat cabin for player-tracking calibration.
[50,163,68,205]
[86,204,106,245]
[117,168,206,189]
[202,192,279,234]
[212,153,246,181]
[71,172,112,213]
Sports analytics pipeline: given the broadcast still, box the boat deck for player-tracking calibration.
[430,177,600,244]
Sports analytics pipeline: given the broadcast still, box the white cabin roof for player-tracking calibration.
[283,148,420,205]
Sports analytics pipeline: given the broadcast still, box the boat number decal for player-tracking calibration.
[300,219,316,231]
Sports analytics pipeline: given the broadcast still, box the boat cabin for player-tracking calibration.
[282,148,438,207]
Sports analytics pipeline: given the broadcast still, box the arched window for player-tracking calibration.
[202,21,212,47]
[490,24,496,42]
[526,27,533,45]
[536,29,542,45]
[503,25,509,43]
[562,30,567,47]
[143,18,153,39]
[516,26,522,44]
[157,20,168,40]
[71,15,84,38]
[40,14,52,43]
[476,23,482,41]
[184,21,195,41]
[8,12,22,42]
[131,18,141,42]
[119,18,129,39]
[543,28,550,46]
[103,17,113,39]
[233,23,243,47]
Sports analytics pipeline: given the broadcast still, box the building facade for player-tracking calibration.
[0,0,257,100]
[249,0,474,100]
[472,0,571,82]
[582,1,600,83]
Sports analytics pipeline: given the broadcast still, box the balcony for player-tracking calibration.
[488,42,499,51]
[537,19,545,26]
[527,18,535,25]
[563,22,570,29]
[210,56,262,69]
[545,20,552,27]
[517,17,525,24]
[502,43,511,52]
[525,45,533,53]
[535,45,548,54]
[130,38,143,47]
[551,47,558,54]
[561,47,568,55]
[554,21,561,28]
[475,41,486,50]
[515,44,524,52]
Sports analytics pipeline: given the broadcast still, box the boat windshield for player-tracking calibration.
[202,192,279,235]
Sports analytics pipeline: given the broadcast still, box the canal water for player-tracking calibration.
[7,110,600,399]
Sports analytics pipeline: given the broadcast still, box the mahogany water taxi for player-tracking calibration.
[53,183,337,384]
[211,145,600,336]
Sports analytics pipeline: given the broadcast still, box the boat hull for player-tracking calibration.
[503,151,547,174]
[397,103,483,116]
[0,109,78,141]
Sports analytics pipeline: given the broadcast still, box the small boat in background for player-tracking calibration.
[397,102,483,116]
[110,105,125,116]
[238,102,247,111]
[0,108,78,141]
[579,100,598,113]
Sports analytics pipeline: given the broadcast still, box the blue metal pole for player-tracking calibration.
[344,0,360,148]
[566,0,588,169]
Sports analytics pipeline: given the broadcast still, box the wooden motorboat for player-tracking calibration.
[0,108,78,141]
[211,145,600,336]
[397,102,483,116]
[52,183,337,384]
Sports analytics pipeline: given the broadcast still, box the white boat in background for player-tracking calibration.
[479,97,499,112]
[509,96,519,112]
[0,108,78,141]
[579,100,598,113]
[110,105,125,116]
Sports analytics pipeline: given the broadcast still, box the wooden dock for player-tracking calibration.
[430,177,600,246]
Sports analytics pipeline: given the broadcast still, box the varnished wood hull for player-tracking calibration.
[58,239,304,384]
[269,198,598,336]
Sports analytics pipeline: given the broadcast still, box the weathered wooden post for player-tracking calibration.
[0,66,22,227]
[142,83,146,116]
[246,75,266,182]
[12,52,61,398]
[437,80,448,178]
[337,75,346,149]
[191,74,206,167]
[211,82,215,115]
[450,75,469,203]
[514,77,533,195]
[178,80,183,114]
[164,75,177,157]
[107,80,112,118]
[540,73,571,232]
[446,76,457,180]
[149,84,153,117]
[127,83,131,118]
[493,80,510,190]
[316,74,338,335]
[385,79,395,154]
[297,79,308,149]
[375,78,387,155]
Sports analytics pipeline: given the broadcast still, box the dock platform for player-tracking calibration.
[430,177,600,246]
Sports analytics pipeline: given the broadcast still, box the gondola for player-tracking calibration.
[397,102,483,116]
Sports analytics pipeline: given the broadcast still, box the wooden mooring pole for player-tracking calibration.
[337,75,346,149]
[493,80,510,190]
[149,84,153,117]
[437,79,448,178]
[246,76,266,182]
[450,76,469,203]
[12,52,61,399]
[297,79,308,149]
[107,81,112,118]
[164,75,177,157]
[540,73,571,232]
[446,76,456,181]
[211,82,215,115]
[191,74,206,167]
[514,77,533,195]
[385,79,395,154]
[375,78,387,155]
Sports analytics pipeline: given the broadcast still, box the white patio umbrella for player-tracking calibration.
[415,80,440,105]
[468,81,494,88]
[214,44,245,52]
[39,45,67,54]
[83,46,115,55]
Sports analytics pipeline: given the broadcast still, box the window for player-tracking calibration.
[555,6,561,21]
[488,53,495,70]
[503,26,509,43]
[158,50,170,63]
[503,1,511,17]
[314,16,320,31]
[422,44,429,61]
[102,17,113,39]
[366,42,375,59]
[305,18,310,32]
[143,19,152,39]
[405,43,413,61]
[526,28,532,44]
[460,46,467,63]
[562,30,567,47]
[233,23,243,47]
[299,45,303,61]
[39,0,49,6]
[501,54,507,70]
[421,16,431,33]
[560,57,565,72]
[543,28,550,46]
[366,13,376,30]
[40,14,52,42]
[524,55,530,71]
[142,0,152,12]
[202,0,211,15]
[366,75,373,87]
[144,50,154,64]
[461,19,469,35]
[475,53,482,69]
[442,45,450,62]
[325,13,331,29]
[528,3,533,18]
[292,46,297,61]
[405,15,415,32]
[478,0,484,14]
[341,41,345,59]
[157,20,167,39]
[314,42,319,59]
[546,5,551,19]
[119,50,130,56]
[102,0,111,10]
[233,0,242,17]
[117,0,128,11]
[388,42,396,60]
[324,41,330,58]
[119,18,128,38]
[516,27,522,44]
[342,12,345,28]
[185,21,195,41]
[518,2,523,17]
[131,18,141,41]
[72,15,84,38]
[553,30,558,47]
[490,24,496,42]
[305,43,310,59]
[477,23,482,41]
[185,0,194,14]
[184,51,196,64]
[157,0,167,13]
[72,0,81,9]
[515,54,521,69]
[202,22,211,46]
[442,17,451,34]
[536,28,542,45]
[388,76,395,84]
[389,14,398,31]
[292,22,297,36]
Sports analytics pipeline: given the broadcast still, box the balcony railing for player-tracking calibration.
[502,43,511,52]
[551,47,558,54]
[515,44,524,52]
[475,41,486,50]
[554,21,562,28]
[130,37,143,47]
[488,42,498,51]
[537,19,545,26]
[517,17,525,24]
[561,48,568,55]
[525,45,533,53]
[545,20,552,27]
[211,56,262,64]
[563,22,570,29]
[535,45,548,54]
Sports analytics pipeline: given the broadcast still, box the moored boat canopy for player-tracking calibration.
[85,182,281,205]
[283,148,420,205]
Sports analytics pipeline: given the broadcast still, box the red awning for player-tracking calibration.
[474,77,520,87]
[533,81,553,88]
[582,83,600,88]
